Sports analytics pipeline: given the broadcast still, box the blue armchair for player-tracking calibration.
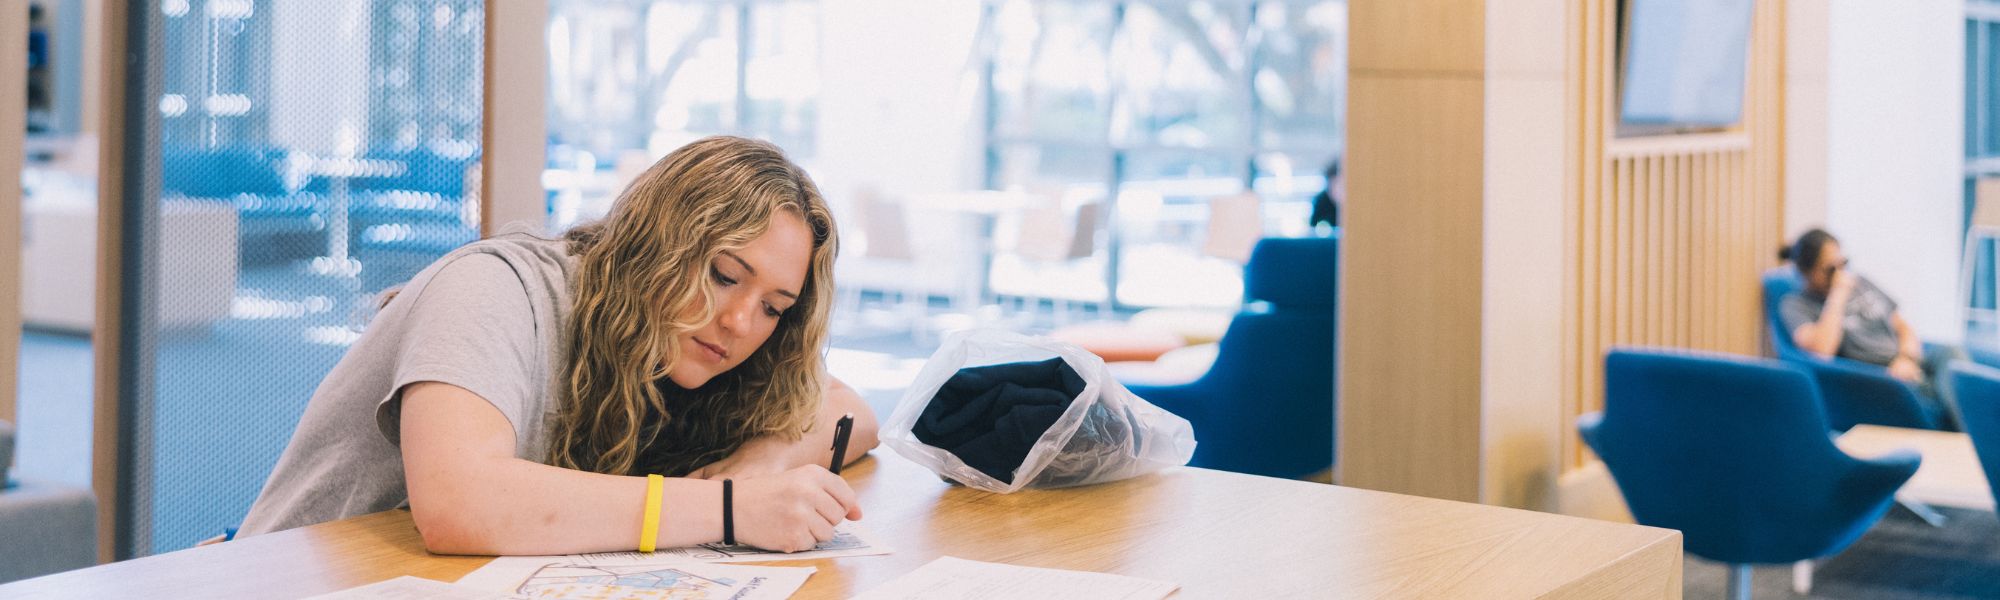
[1582,348,1918,599]
[1762,267,1944,430]
[1126,236,1336,480]
[163,145,326,266]
[1949,361,2000,507]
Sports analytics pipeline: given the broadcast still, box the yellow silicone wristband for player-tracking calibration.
[639,474,664,552]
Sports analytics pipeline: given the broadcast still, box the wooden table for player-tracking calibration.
[0,453,1682,599]
[1836,424,1995,511]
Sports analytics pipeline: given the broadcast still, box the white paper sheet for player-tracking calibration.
[458,522,886,595]
[304,576,527,600]
[467,562,813,600]
[850,556,1179,600]
[461,520,888,589]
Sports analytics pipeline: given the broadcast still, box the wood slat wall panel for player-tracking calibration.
[1564,0,1787,468]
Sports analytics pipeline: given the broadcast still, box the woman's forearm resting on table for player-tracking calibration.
[398,381,723,556]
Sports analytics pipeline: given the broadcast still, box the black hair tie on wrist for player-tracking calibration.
[721,479,735,546]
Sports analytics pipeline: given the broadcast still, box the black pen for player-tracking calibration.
[829,413,854,475]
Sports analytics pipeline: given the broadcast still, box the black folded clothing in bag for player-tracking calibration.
[912,357,1086,484]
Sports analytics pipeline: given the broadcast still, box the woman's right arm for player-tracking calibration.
[1793,272,1856,358]
[399,381,862,556]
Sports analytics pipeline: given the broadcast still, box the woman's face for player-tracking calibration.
[666,211,814,389]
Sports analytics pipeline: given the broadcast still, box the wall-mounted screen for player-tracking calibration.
[1619,0,1756,133]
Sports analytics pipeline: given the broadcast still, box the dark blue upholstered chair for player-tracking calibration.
[162,145,325,264]
[1762,267,1943,431]
[1949,361,2000,508]
[1126,235,1336,480]
[1581,348,1918,599]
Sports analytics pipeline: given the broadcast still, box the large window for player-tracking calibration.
[1968,3,2000,320]
[545,0,820,230]
[982,0,1345,308]
[120,0,485,557]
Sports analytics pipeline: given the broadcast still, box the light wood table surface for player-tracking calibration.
[1836,424,1995,511]
[0,452,1682,599]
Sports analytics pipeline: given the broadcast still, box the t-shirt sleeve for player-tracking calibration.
[1778,294,1817,338]
[374,253,542,448]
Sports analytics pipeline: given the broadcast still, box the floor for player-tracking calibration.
[12,330,91,489]
[1682,508,2000,599]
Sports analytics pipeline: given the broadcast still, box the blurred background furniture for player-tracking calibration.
[1836,424,1994,514]
[23,170,237,333]
[1950,361,2000,509]
[0,420,97,584]
[1201,192,1262,264]
[1961,178,2000,333]
[1762,267,1946,431]
[1125,235,1338,480]
[342,147,480,290]
[998,196,1107,325]
[1582,349,1919,599]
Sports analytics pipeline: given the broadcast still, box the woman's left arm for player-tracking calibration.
[695,376,881,479]
[1892,313,1924,361]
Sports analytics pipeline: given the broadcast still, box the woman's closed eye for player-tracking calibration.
[711,266,739,287]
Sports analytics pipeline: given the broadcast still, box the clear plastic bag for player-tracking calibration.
[881,328,1198,493]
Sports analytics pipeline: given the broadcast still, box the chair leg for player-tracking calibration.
[1792,560,1814,595]
[1728,564,1753,600]
[1900,498,1949,527]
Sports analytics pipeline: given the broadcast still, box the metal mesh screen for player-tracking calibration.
[130,0,483,556]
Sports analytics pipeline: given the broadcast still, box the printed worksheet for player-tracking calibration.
[459,523,886,593]
[305,576,527,599]
[481,562,812,600]
[851,556,1179,600]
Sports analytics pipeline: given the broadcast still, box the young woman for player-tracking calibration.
[239,136,879,555]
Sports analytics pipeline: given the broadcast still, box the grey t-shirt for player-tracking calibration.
[238,234,576,536]
[1778,275,1901,366]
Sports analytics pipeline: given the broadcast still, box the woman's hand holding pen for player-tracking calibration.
[733,465,862,552]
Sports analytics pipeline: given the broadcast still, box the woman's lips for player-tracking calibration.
[695,338,728,362]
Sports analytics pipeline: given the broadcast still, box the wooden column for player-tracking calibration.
[1341,0,1788,515]
[1339,0,1493,503]
[481,0,548,235]
[0,0,27,426]
[91,0,129,563]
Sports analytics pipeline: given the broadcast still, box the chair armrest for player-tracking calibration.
[1576,411,1606,453]
[1835,448,1922,505]
[1793,358,1939,431]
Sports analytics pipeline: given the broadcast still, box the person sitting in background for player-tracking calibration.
[1308,159,1341,232]
[1779,228,1964,426]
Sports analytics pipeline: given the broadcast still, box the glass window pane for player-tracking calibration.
[1987,21,2000,156]
[546,1,816,231]
[991,141,1111,193]
[745,1,820,156]
[990,0,1116,143]
[1969,18,1981,159]
[1252,1,1346,154]
[139,0,484,557]
[1109,1,1250,149]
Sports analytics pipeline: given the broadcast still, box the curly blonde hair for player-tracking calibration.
[549,136,837,477]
